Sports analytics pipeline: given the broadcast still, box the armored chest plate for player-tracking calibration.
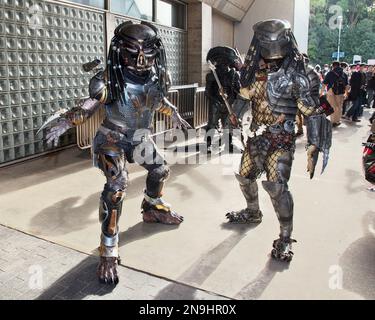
[266,67,298,120]
[105,78,162,130]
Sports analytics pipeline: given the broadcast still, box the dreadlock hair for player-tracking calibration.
[240,36,262,88]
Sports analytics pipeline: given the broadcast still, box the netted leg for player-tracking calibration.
[226,146,262,223]
[263,150,296,262]
[264,149,285,183]
[96,144,127,284]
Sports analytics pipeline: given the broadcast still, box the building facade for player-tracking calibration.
[0,0,309,165]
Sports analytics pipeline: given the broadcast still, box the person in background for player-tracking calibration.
[205,46,242,153]
[359,64,368,116]
[341,62,350,114]
[349,64,358,79]
[315,64,324,84]
[322,63,330,78]
[321,61,348,127]
[344,64,363,122]
[366,65,374,109]
[341,62,350,75]
[363,120,375,192]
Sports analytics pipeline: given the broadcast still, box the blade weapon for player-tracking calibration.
[321,149,329,175]
[234,48,244,65]
[36,108,68,135]
[208,60,239,128]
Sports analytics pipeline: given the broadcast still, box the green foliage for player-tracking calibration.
[308,0,375,65]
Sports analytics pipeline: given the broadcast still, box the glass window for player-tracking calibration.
[156,0,172,26]
[156,0,185,29]
[111,0,153,21]
[68,0,105,9]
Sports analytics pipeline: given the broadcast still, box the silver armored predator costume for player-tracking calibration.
[226,19,332,261]
[41,21,190,284]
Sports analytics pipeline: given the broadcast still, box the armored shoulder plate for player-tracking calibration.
[266,65,298,120]
[89,71,108,104]
[306,65,321,102]
[295,66,320,108]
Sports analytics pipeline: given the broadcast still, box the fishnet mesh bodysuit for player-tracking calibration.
[239,71,295,183]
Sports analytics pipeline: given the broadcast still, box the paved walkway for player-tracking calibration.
[0,225,227,300]
[0,110,374,300]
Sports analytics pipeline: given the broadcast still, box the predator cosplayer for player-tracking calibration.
[363,122,375,186]
[38,21,190,284]
[226,19,332,261]
[205,46,242,152]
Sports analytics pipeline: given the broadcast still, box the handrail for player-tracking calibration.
[76,86,208,149]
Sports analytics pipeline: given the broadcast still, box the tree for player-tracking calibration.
[308,0,375,65]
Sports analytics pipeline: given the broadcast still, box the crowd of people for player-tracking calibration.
[316,61,375,125]
[313,61,375,192]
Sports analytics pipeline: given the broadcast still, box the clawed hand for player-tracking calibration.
[171,111,192,130]
[46,119,72,147]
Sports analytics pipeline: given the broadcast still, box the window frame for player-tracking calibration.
[155,0,187,29]
[55,0,109,11]
[109,0,187,30]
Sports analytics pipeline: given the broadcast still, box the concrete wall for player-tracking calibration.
[187,1,212,85]
[293,0,310,54]
[234,0,309,55]
[212,11,235,47]
[202,3,213,80]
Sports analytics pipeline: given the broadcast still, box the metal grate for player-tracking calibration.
[0,0,105,163]
[194,87,209,128]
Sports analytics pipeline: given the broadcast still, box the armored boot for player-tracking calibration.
[226,174,263,223]
[262,181,296,262]
[271,237,297,262]
[141,165,183,225]
[97,188,125,284]
[142,192,183,225]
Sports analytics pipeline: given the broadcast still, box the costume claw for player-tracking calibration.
[226,208,263,224]
[141,198,184,225]
[142,209,184,225]
[97,257,119,285]
[271,238,297,262]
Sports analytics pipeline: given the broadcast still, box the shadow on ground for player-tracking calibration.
[36,222,182,300]
[36,255,116,300]
[153,222,259,300]
[234,258,290,299]
[0,147,93,195]
[30,193,100,236]
[339,211,375,299]
[29,151,219,234]
[119,222,180,247]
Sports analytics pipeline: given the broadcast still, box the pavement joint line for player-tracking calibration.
[0,223,233,300]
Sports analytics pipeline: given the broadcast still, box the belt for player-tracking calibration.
[102,119,133,135]
[99,120,151,144]
[268,120,295,134]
